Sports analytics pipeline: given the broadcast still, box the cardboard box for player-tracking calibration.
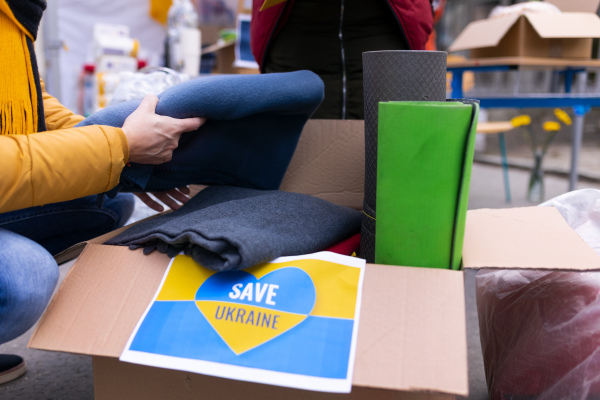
[29,120,600,399]
[33,242,467,400]
[202,39,259,74]
[449,0,600,59]
[280,120,365,211]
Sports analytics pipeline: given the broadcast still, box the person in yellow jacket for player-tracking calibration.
[0,0,204,385]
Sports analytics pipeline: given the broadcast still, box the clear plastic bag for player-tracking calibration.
[476,189,600,400]
[489,2,561,19]
[539,189,600,257]
[110,67,185,105]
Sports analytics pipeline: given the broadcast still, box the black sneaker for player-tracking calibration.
[0,355,26,385]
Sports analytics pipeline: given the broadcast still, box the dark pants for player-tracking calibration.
[0,194,134,255]
[264,0,408,119]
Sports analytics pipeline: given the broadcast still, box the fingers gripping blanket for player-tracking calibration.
[77,71,324,194]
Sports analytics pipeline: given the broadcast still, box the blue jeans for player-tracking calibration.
[0,194,134,255]
[0,229,58,344]
[0,194,134,344]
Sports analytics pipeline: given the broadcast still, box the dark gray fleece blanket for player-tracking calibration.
[105,186,361,271]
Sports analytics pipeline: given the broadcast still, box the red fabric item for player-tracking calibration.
[324,233,361,256]
[476,270,600,400]
[251,0,434,71]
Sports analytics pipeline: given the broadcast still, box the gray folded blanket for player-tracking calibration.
[105,186,362,271]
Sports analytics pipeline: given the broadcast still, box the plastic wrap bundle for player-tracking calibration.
[360,50,447,263]
[477,269,600,400]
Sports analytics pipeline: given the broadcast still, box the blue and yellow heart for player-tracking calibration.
[195,268,316,354]
[128,254,361,379]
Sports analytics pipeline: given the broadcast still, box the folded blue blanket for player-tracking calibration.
[77,71,324,194]
[105,186,362,271]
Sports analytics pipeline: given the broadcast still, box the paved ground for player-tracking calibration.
[1,161,599,400]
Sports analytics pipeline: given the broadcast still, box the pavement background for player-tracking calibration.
[2,156,600,400]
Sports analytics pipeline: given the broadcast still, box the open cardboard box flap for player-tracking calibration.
[546,0,600,13]
[280,119,365,210]
[463,207,600,271]
[53,223,130,265]
[448,14,521,52]
[526,12,600,38]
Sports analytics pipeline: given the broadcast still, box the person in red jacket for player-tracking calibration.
[251,0,433,119]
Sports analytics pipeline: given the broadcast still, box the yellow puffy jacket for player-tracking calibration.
[0,81,129,213]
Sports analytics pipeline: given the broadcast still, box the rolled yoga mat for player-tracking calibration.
[360,50,447,262]
[375,100,479,270]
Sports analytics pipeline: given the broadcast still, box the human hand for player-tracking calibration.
[122,95,205,165]
[134,186,191,212]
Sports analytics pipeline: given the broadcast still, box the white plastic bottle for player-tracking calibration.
[166,0,201,78]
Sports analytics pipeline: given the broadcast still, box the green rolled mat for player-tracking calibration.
[374,100,479,270]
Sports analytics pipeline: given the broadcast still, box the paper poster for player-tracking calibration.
[120,252,365,393]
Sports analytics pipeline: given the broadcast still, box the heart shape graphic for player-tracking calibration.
[195,267,316,355]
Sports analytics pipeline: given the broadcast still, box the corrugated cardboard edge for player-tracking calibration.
[353,264,467,396]
[93,356,458,400]
[30,247,468,397]
[30,245,169,357]
[280,119,365,210]
[463,206,600,271]
[53,211,170,265]
[448,14,520,52]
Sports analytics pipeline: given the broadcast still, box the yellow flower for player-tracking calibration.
[511,115,531,127]
[553,108,572,125]
[543,121,561,131]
